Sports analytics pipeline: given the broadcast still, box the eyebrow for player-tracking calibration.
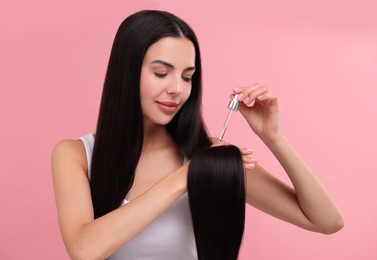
[150,60,196,72]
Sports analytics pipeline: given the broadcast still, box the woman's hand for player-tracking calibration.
[232,83,280,143]
[210,138,257,170]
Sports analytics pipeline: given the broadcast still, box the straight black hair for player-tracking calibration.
[90,10,211,218]
[187,145,246,260]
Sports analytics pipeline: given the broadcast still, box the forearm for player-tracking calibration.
[263,133,344,234]
[67,165,188,260]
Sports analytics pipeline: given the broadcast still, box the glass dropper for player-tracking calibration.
[218,94,240,142]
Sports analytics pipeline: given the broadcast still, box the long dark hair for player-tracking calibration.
[188,145,246,260]
[90,10,211,218]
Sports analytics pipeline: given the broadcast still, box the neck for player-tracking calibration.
[142,122,175,152]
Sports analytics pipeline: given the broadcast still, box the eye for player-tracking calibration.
[154,72,167,78]
[182,76,192,82]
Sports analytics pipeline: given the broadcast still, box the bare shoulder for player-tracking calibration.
[52,138,86,156]
[51,138,88,175]
[51,139,95,236]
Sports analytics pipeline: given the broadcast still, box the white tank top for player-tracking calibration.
[79,133,197,259]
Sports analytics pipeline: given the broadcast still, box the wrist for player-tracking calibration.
[261,132,286,148]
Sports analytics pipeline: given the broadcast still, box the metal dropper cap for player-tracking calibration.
[228,94,240,111]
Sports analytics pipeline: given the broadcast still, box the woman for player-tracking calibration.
[51,10,344,260]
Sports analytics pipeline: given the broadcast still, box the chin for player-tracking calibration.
[146,115,176,127]
[144,108,181,127]
[157,117,175,126]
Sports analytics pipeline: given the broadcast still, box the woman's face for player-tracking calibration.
[140,36,196,127]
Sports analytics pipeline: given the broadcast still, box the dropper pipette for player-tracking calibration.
[218,94,240,142]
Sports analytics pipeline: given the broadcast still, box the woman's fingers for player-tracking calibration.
[257,92,278,102]
[232,83,272,107]
[239,147,257,170]
[211,142,257,170]
[239,147,253,155]
[211,140,230,147]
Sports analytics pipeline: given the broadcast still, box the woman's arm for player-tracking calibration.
[233,83,344,234]
[51,140,188,260]
[246,135,344,234]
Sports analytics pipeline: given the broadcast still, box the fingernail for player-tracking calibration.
[248,163,256,168]
[243,97,250,104]
[237,93,244,101]
[246,148,253,152]
[251,159,258,164]
[258,95,264,100]
[233,87,241,92]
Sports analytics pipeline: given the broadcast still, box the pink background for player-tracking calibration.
[1,0,376,259]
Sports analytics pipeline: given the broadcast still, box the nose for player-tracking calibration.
[167,74,183,95]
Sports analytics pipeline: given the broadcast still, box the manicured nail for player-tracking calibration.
[237,93,244,101]
[258,95,264,100]
[246,148,253,153]
[248,163,256,168]
[243,97,250,104]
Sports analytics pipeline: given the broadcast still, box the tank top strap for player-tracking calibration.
[78,133,95,179]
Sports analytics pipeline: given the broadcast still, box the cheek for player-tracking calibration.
[182,86,192,102]
[139,69,148,96]
[140,71,158,98]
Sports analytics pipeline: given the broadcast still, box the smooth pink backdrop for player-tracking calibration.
[1,0,376,259]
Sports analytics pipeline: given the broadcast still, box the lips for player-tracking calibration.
[156,101,179,113]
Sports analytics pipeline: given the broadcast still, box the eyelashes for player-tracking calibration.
[154,72,192,82]
[154,72,167,78]
[182,77,192,83]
